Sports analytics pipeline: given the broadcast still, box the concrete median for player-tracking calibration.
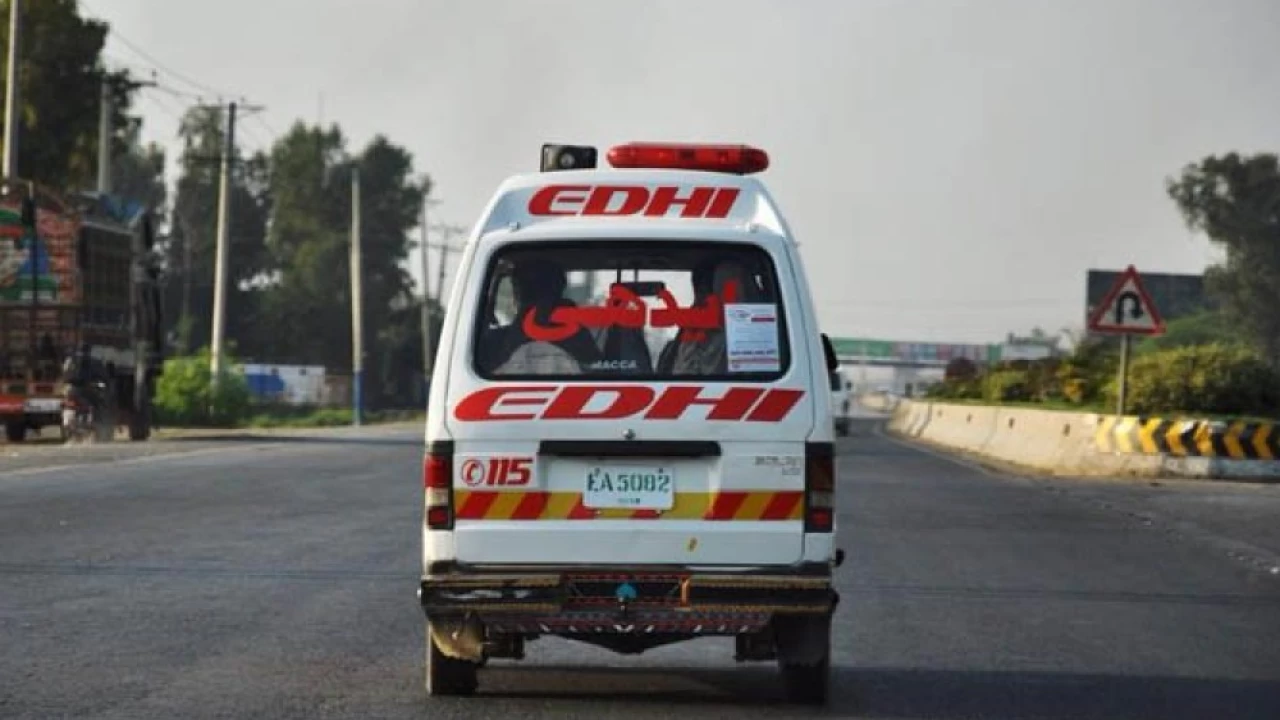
[886,399,1280,481]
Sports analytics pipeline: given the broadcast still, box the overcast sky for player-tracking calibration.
[81,0,1279,344]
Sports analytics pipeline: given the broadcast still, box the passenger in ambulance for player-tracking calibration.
[596,282,655,375]
[667,258,759,376]
[481,256,603,375]
[655,259,716,374]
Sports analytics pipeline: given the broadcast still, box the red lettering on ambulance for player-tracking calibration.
[527,185,740,219]
[453,385,804,423]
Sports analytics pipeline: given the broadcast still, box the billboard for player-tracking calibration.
[831,337,993,365]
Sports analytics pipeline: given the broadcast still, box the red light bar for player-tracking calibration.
[606,142,769,175]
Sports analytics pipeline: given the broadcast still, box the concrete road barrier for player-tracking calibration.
[887,400,1280,481]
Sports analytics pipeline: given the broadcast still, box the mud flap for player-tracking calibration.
[772,614,831,666]
[428,615,486,662]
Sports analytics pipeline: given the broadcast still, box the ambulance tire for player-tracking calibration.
[5,421,24,443]
[776,616,831,705]
[425,620,478,697]
[780,653,830,705]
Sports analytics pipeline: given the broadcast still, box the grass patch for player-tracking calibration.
[162,404,424,431]
[912,397,1280,424]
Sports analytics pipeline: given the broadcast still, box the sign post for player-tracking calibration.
[1086,265,1166,416]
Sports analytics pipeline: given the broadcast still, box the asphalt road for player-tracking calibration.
[2,420,1278,719]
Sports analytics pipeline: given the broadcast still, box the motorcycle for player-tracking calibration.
[61,381,105,443]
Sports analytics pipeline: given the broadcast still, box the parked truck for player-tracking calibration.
[0,178,164,443]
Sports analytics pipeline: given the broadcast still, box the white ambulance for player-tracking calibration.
[419,142,845,704]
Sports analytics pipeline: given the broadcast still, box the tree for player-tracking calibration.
[1137,309,1247,353]
[260,122,431,407]
[1167,152,1280,367]
[110,119,167,213]
[0,0,140,190]
[944,356,977,381]
[257,122,352,366]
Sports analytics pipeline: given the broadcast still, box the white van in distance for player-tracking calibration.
[829,365,853,436]
[418,141,845,705]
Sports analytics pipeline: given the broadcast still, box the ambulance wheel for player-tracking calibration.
[780,653,829,705]
[774,615,831,705]
[5,421,24,443]
[425,620,478,696]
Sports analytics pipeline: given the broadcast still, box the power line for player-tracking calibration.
[138,88,186,124]
[145,81,206,104]
[250,114,279,146]
[82,2,260,110]
[101,26,232,100]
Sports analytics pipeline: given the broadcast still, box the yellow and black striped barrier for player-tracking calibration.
[1095,416,1280,460]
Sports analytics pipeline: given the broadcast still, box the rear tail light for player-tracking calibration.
[424,442,454,530]
[804,442,835,533]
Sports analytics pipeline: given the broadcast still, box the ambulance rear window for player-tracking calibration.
[471,240,790,381]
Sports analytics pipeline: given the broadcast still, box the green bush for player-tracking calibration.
[1108,343,1280,417]
[246,406,352,428]
[154,348,253,427]
[944,356,979,381]
[1054,338,1118,405]
[925,377,982,400]
[983,369,1031,403]
[1023,357,1064,401]
[1061,377,1089,404]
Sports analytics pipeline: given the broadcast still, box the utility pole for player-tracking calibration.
[208,99,263,384]
[209,101,235,384]
[178,211,194,352]
[419,194,441,393]
[97,77,112,193]
[428,223,467,308]
[416,220,463,404]
[3,0,21,178]
[97,74,157,194]
[350,167,364,426]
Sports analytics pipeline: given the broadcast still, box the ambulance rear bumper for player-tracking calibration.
[418,563,838,618]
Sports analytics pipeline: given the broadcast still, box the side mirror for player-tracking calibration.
[820,333,838,373]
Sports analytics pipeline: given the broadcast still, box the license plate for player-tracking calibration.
[583,465,675,510]
[24,398,63,413]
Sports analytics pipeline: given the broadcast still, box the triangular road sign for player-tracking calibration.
[1087,265,1166,335]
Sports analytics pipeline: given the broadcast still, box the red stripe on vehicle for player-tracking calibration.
[567,497,595,519]
[510,491,549,520]
[705,491,747,520]
[456,492,497,520]
[760,491,803,520]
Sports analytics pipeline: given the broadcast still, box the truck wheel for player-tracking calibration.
[425,620,478,697]
[775,615,831,705]
[4,421,24,443]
